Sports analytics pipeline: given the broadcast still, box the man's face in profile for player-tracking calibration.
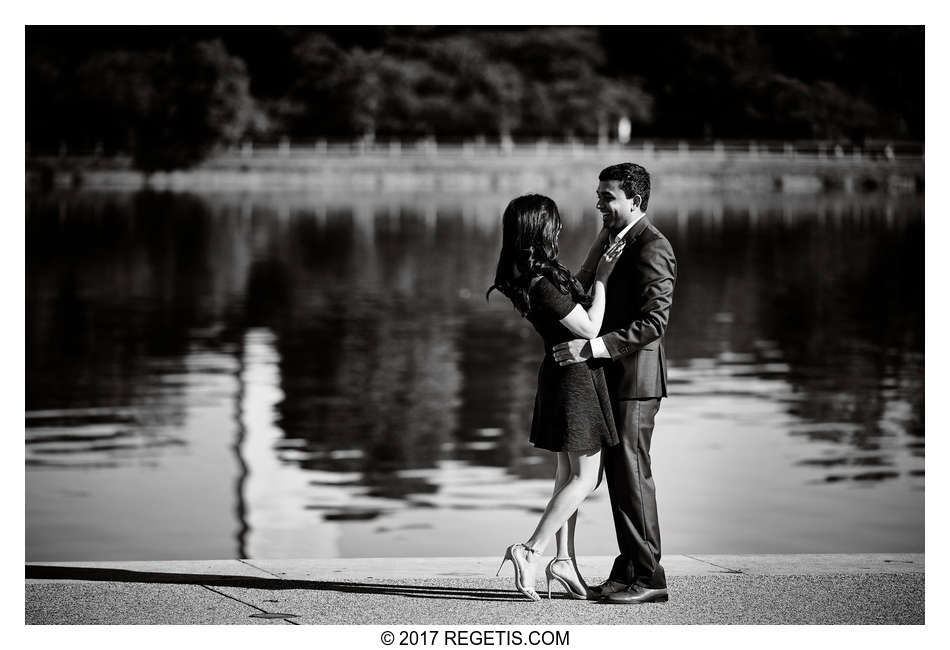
[596,180,636,232]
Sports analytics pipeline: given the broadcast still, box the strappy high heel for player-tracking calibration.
[545,557,590,600]
[497,543,542,602]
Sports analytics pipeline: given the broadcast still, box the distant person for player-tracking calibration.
[487,193,623,601]
[554,162,676,604]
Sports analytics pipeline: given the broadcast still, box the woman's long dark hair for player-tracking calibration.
[486,194,592,316]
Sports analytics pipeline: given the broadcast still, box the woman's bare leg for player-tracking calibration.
[526,450,600,554]
[511,450,599,596]
[552,453,590,592]
[552,453,574,559]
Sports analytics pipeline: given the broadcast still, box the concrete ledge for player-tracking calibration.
[25,554,924,625]
[27,553,924,581]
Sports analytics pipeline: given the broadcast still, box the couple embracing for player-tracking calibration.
[488,163,676,605]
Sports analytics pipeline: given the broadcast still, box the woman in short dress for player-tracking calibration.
[487,194,622,601]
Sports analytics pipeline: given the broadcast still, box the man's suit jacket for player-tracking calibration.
[577,217,677,400]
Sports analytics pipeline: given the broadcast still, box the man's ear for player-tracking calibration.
[631,194,642,211]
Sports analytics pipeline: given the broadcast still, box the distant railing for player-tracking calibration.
[28,138,924,163]
[225,138,923,161]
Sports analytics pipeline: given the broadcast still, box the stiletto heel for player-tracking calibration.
[496,547,513,576]
[545,558,590,600]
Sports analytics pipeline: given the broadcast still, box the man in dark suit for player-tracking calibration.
[552,162,676,604]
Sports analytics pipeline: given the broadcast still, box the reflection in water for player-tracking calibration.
[239,327,341,557]
[25,189,924,560]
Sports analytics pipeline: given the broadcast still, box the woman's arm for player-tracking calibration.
[557,240,623,339]
[558,280,607,339]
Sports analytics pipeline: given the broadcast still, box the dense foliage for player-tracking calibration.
[26,26,923,170]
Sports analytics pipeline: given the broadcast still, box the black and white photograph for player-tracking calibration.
[18,8,936,637]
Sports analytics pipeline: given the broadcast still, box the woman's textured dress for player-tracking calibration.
[525,276,620,454]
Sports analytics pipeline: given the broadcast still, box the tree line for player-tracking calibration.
[26,26,923,171]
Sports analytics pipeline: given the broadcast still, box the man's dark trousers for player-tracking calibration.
[604,397,665,589]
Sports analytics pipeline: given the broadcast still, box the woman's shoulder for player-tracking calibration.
[528,274,562,296]
[527,273,547,290]
[531,271,582,293]
[528,273,576,317]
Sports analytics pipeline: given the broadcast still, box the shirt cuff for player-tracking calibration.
[589,336,609,359]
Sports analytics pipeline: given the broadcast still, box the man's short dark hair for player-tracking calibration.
[599,163,651,212]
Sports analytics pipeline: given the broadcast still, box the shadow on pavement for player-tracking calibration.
[25,564,533,602]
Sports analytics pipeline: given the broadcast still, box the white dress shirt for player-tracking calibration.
[589,215,643,359]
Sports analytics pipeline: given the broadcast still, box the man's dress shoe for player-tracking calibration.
[586,579,628,600]
[601,584,669,604]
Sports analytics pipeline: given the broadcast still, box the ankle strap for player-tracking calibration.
[519,543,541,556]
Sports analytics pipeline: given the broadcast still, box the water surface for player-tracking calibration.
[26,189,924,560]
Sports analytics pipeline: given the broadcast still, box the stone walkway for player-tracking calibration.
[25,553,924,625]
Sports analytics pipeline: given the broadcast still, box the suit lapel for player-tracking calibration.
[623,216,650,245]
[603,217,650,252]
[605,217,650,304]
[606,217,650,263]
